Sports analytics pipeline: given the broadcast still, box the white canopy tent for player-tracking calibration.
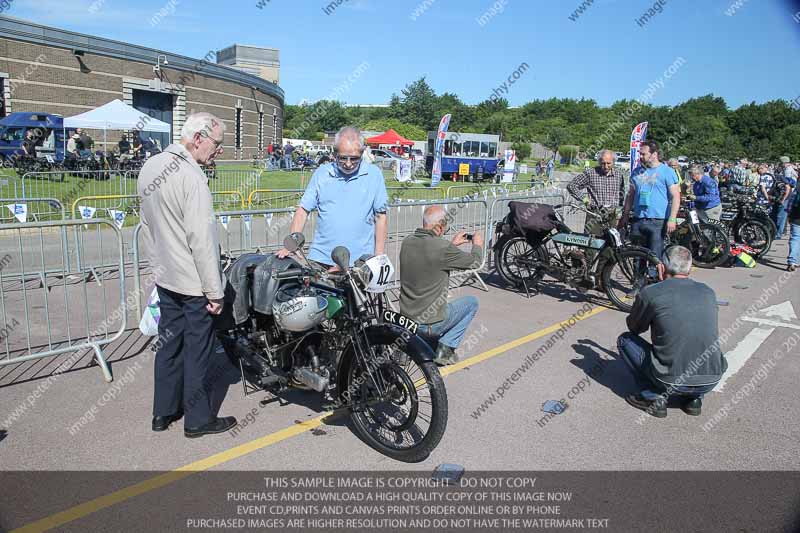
[63,99,171,154]
[64,99,170,132]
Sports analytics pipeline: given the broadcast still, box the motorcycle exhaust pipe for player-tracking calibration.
[219,334,271,377]
[293,368,329,392]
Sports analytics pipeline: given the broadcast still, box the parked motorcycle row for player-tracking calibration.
[253,149,332,172]
[493,190,777,312]
[13,150,151,180]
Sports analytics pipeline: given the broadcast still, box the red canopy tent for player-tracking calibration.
[365,129,414,147]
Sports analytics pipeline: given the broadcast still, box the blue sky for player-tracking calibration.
[10,0,800,108]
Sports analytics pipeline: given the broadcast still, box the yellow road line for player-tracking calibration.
[13,305,608,533]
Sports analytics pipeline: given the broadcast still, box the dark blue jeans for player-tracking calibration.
[422,296,479,349]
[616,332,716,399]
[630,218,666,260]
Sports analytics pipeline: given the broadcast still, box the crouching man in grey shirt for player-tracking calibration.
[138,112,237,438]
[400,205,483,366]
[617,246,727,418]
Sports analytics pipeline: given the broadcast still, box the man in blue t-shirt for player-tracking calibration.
[277,127,388,268]
[619,140,681,259]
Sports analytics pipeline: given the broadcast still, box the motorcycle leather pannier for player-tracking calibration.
[223,253,303,326]
[503,201,563,244]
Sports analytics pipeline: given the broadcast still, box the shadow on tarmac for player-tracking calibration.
[483,270,617,311]
[0,329,151,389]
[569,338,633,400]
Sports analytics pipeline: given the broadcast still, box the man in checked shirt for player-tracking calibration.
[565,149,628,290]
[567,149,627,234]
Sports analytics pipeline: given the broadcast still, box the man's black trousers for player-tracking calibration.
[153,286,216,428]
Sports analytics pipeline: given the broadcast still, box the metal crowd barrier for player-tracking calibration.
[0,197,66,223]
[385,198,490,292]
[207,169,262,196]
[131,208,317,316]
[71,194,140,221]
[211,190,246,210]
[385,186,445,203]
[445,184,512,200]
[247,189,305,209]
[19,170,138,204]
[0,218,127,382]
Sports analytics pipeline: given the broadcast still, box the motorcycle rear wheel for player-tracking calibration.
[495,236,547,287]
[347,350,447,463]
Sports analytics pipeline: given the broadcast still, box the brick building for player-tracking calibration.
[0,17,284,159]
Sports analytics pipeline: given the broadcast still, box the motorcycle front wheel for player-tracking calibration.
[346,344,447,463]
[602,247,660,312]
[734,219,773,258]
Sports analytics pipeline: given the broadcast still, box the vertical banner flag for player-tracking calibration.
[78,205,96,220]
[502,149,516,183]
[6,203,27,223]
[219,215,229,231]
[107,209,126,229]
[265,213,273,227]
[430,113,451,187]
[630,122,649,175]
[243,214,252,232]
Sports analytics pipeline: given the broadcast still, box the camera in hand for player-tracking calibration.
[464,234,473,241]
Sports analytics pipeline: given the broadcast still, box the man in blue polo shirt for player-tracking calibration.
[278,126,388,267]
[619,140,681,259]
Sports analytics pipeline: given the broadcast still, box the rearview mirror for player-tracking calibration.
[283,232,305,252]
[331,246,350,271]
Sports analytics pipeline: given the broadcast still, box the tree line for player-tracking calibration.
[283,77,800,161]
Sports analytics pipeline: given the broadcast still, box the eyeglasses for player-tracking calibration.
[198,130,223,152]
[336,155,361,163]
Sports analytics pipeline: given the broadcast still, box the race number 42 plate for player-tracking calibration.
[382,310,419,334]
[365,255,395,294]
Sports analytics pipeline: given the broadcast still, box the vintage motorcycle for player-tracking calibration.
[216,233,447,463]
[671,200,731,268]
[719,190,775,257]
[494,201,660,312]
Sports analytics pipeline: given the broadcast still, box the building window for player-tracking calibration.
[235,108,242,150]
[0,78,7,118]
[258,111,264,152]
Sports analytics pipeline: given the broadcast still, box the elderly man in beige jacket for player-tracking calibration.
[138,112,237,438]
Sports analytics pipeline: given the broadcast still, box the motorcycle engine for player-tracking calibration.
[565,249,589,286]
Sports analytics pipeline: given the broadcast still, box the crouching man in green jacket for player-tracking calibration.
[400,205,483,366]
